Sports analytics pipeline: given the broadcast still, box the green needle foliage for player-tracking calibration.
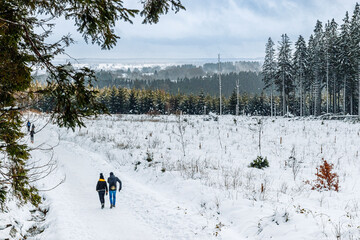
[249,156,269,169]
[0,0,185,208]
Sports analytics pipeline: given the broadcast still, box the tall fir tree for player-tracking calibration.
[350,3,360,115]
[312,20,325,116]
[293,35,308,116]
[276,34,294,115]
[338,12,352,114]
[326,19,340,113]
[128,88,138,114]
[306,34,317,115]
[196,90,206,114]
[262,37,277,116]
[155,90,166,114]
[228,89,238,115]
[116,87,128,114]
[108,86,118,114]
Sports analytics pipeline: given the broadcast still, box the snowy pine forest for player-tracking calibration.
[262,3,360,117]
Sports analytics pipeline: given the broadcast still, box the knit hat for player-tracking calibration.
[99,173,104,179]
[110,172,114,176]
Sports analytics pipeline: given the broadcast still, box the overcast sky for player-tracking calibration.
[53,0,358,60]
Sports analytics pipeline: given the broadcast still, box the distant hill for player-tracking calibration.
[203,61,261,74]
[33,60,264,96]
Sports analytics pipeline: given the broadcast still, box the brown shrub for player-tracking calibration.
[312,158,339,192]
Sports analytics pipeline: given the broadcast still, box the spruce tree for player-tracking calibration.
[109,86,118,114]
[196,90,206,114]
[276,34,294,115]
[312,20,325,116]
[140,90,155,113]
[155,90,166,114]
[116,87,128,114]
[338,12,352,114]
[325,19,340,113]
[306,35,316,115]
[128,89,138,114]
[262,37,277,116]
[293,35,308,116]
[228,90,238,115]
[169,94,182,114]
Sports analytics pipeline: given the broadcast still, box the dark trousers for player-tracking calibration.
[98,190,105,204]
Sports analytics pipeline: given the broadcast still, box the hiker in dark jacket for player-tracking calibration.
[107,172,122,209]
[30,129,35,143]
[27,121,31,132]
[96,173,108,209]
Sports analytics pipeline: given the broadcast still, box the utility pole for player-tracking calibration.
[218,54,222,115]
[236,79,239,115]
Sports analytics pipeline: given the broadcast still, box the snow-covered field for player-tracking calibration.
[3,114,360,239]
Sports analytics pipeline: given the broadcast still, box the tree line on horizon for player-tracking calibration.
[111,71,264,97]
[262,3,360,116]
[33,85,275,116]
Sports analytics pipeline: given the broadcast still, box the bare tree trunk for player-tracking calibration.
[314,72,321,116]
[337,89,341,112]
[282,71,285,115]
[300,73,303,116]
[344,75,347,114]
[326,55,329,113]
[333,73,336,113]
[358,60,360,117]
[271,83,273,117]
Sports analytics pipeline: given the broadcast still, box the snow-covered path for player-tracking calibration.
[37,127,213,240]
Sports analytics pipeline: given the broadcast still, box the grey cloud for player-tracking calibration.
[51,0,358,59]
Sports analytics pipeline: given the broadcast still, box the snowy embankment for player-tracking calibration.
[3,113,360,239]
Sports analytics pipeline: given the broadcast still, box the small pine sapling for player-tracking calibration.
[249,156,269,169]
[312,159,339,192]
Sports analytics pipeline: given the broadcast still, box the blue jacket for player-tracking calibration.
[108,173,122,191]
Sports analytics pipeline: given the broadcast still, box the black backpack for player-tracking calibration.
[108,177,116,190]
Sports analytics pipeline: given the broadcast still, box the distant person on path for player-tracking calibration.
[31,124,35,132]
[30,129,35,143]
[107,172,122,209]
[27,120,31,132]
[96,173,108,209]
